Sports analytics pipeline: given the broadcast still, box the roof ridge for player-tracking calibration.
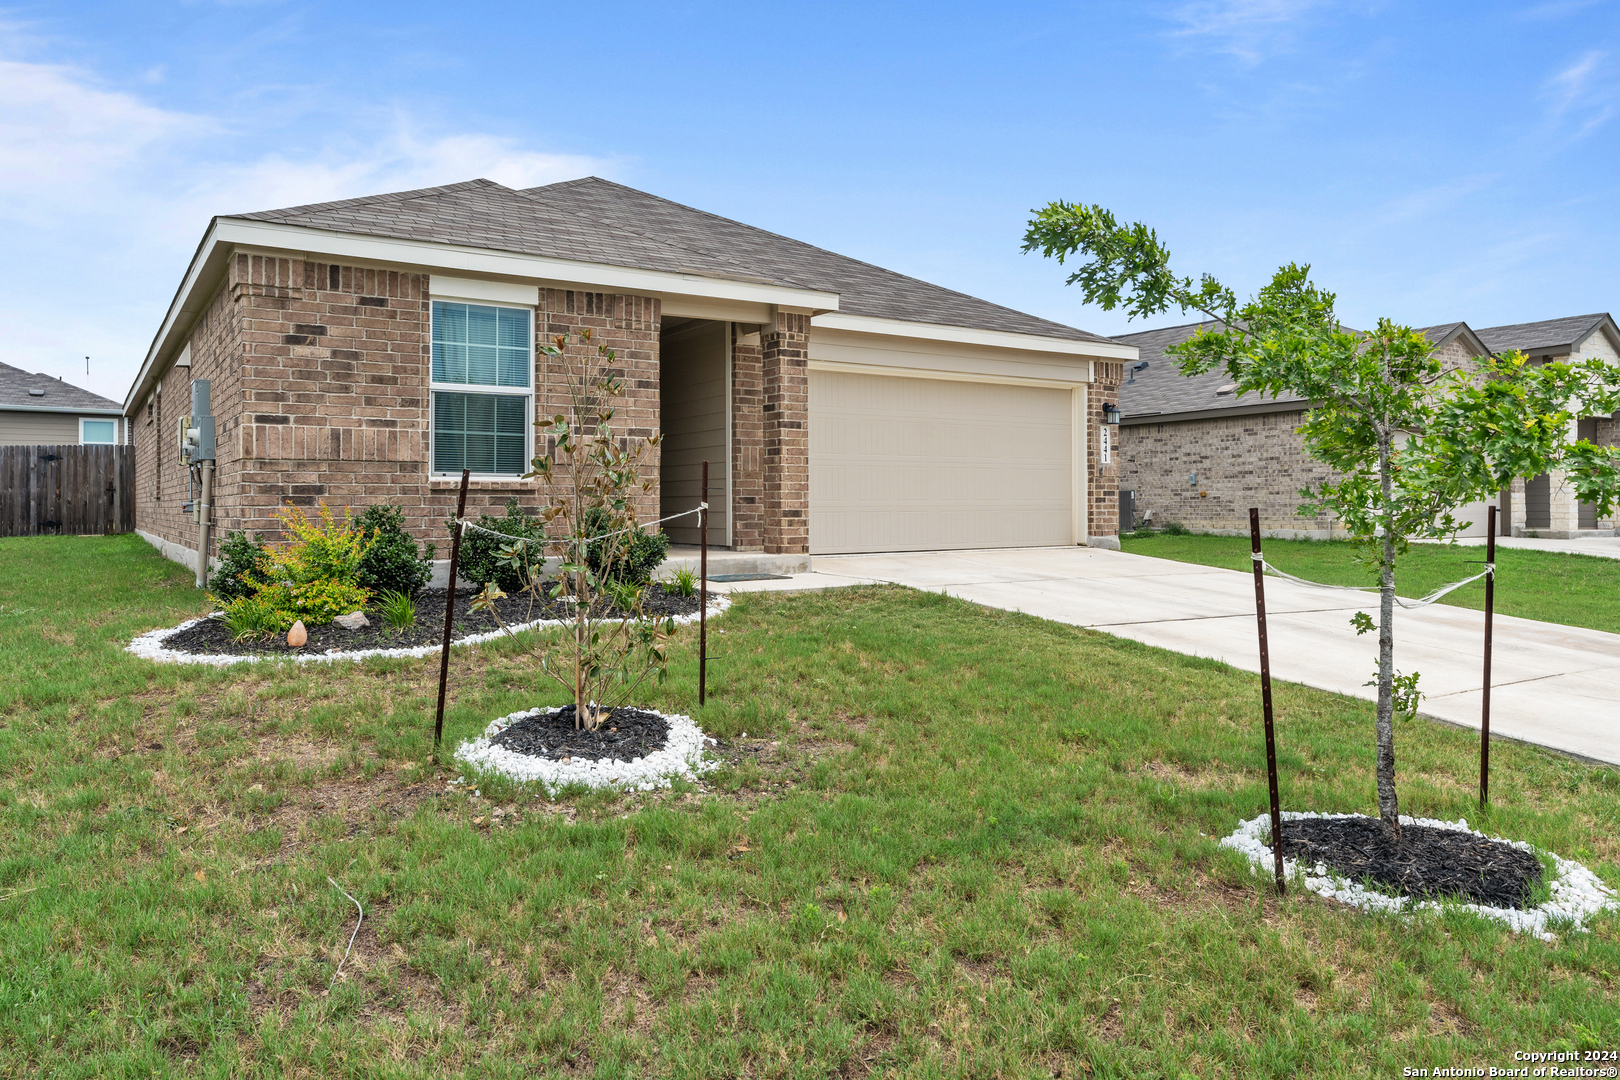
[1476,312,1610,333]
[1110,318,1221,340]
[230,177,509,222]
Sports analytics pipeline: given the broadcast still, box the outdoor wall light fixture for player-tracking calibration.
[1102,402,1121,424]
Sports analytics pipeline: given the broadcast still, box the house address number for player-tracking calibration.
[1099,424,1112,465]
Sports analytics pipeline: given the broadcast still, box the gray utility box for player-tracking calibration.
[1119,488,1135,532]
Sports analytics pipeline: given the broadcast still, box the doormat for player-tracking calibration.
[707,573,793,582]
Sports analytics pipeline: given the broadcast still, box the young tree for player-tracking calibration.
[1025,202,1620,836]
[472,329,672,731]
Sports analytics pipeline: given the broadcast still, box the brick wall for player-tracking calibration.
[132,277,244,562]
[133,254,664,563]
[761,312,809,555]
[730,325,765,550]
[1120,409,1336,536]
[536,288,662,528]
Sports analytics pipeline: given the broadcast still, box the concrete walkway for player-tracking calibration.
[720,547,1620,768]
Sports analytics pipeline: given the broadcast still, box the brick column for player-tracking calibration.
[730,324,765,550]
[1087,361,1123,543]
[760,310,810,554]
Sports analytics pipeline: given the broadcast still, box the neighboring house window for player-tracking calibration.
[80,418,117,444]
[430,300,533,476]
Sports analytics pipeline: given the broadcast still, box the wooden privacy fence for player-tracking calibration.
[0,445,134,537]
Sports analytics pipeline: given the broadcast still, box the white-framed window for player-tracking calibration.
[80,418,118,445]
[429,299,533,476]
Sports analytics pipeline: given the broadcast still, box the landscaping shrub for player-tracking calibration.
[355,505,435,597]
[665,565,698,598]
[377,589,417,630]
[454,500,548,592]
[583,505,670,585]
[1162,521,1191,536]
[212,504,374,634]
[211,530,271,603]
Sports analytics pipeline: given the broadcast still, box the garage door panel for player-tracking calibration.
[810,370,1075,554]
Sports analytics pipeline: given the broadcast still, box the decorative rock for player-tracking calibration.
[334,611,370,630]
[126,596,730,667]
[457,706,717,792]
[287,620,307,647]
[1220,810,1619,941]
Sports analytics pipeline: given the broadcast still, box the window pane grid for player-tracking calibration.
[432,391,528,475]
[432,301,530,388]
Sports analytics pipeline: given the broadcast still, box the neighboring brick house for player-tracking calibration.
[123,178,1134,578]
[1113,320,1496,537]
[0,362,126,446]
[1474,313,1620,537]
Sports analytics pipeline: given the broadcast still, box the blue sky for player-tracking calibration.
[4,1,1620,402]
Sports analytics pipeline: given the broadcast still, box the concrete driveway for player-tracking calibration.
[732,546,1620,768]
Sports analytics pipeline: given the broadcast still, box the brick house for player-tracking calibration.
[122,178,1133,578]
[1474,313,1620,537]
[0,361,126,446]
[1113,320,1502,537]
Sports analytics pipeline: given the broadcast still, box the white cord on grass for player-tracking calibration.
[327,877,363,989]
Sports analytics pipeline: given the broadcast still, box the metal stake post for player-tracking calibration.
[1248,508,1287,895]
[699,460,709,706]
[1480,504,1497,809]
[434,469,471,761]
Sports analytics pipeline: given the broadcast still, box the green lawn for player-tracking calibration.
[1121,531,1620,635]
[0,534,1616,1078]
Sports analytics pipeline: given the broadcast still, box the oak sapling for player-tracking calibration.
[1025,201,1620,836]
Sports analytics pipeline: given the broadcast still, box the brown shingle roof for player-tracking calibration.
[1475,313,1614,355]
[236,177,1114,345]
[0,361,121,412]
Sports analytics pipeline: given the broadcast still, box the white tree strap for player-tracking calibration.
[1249,552,1493,610]
[457,503,709,544]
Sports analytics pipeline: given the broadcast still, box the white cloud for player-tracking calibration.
[1167,0,1324,63]
[1540,50,1614,142]
[1376,173,1499,225]
[0,27,618,401]
[0,56,210,217]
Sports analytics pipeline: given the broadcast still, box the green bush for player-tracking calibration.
[211,531,271,604]
[454,500,548,592]
[355,505,435,597]
[1162,521,1191,536]
[376,590,417,630]
[219,593,282,641]
[214,503,373,632]
[582,506,669,585]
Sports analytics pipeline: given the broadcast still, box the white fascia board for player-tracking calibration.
[1,404,123,415]
[811,311,1138,361]
[124,216,842,415]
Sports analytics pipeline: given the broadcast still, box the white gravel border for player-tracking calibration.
[1220,810,1619,941]
[125,593,731,667]
[454,705,716,792]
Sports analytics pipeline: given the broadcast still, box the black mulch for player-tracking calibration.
[1279,816,1545,909]
[159,583,703,658]
[490,705,670,762]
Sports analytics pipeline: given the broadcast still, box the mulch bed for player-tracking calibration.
[160,583,702,658]
[489,705,670,762]
[1280,817,1545,909]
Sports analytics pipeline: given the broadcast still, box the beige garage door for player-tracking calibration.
[810,369,1075,554]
